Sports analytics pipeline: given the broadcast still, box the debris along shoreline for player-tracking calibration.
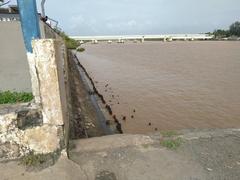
[73,53,123,134]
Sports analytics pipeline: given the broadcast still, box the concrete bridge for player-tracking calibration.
[70,34,214,43]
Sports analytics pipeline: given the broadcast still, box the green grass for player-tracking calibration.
[56,31,79,49]
[64,37,79,49]
[20,152,58,168]
[160,138,183,150]
[76,47,85,52]
[20,153,49,167]
[0,91,33,104]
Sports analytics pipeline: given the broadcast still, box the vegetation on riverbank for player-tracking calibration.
[161,131,179,137]
[160,137,183,150]
[60,32,79,49]
[76,47,85,52]
[212,21,240,39]
[0,91,33,104]
[160,131,183,150]
[54,29,79,49]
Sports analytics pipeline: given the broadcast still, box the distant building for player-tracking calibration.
[0,5,20,20]
[0,5,18,13]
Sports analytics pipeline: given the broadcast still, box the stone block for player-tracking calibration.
[0,112,17,133]
[23,125,62,154]
[0,142,20,159]
[17,108,42,130]
[0,103,64,160]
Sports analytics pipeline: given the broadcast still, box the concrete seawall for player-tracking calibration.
[0,18,61,92]
[0,21,31,92]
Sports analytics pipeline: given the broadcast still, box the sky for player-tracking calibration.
[7,0,240,36]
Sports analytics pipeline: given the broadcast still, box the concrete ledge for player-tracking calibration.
[23,125,63,154]
[179,128,240,140]
[71,134,154,153]
[0,156,87,180]
[0,104,63,160]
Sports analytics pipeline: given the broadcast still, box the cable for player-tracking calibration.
[0,0,11,7]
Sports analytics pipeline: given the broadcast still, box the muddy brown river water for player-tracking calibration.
[76,41,240,134]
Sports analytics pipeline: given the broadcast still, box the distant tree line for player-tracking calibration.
[212,21,240,38]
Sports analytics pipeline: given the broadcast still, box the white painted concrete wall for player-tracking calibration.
[0,19,61,92]
[0,21,32,92]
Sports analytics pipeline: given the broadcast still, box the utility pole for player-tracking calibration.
[17,0,41,53]
[17,0,41,104]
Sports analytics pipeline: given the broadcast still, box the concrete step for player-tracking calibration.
[70,134,155,153]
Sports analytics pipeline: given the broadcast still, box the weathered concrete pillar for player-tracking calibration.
[0,39,70,156]
[32,39,68,126]
[27,53,41,104]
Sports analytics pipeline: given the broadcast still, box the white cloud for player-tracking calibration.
[14,0,239,35]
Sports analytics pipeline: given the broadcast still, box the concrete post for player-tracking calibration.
[17,0,41,103]
[32,39,68,126]
[17,0,40,53]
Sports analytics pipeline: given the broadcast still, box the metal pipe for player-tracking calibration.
[40,0,60,30]
[41,0,46,17]
[48,16,58,28]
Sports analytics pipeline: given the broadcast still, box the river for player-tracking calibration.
[76,41,240,134]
